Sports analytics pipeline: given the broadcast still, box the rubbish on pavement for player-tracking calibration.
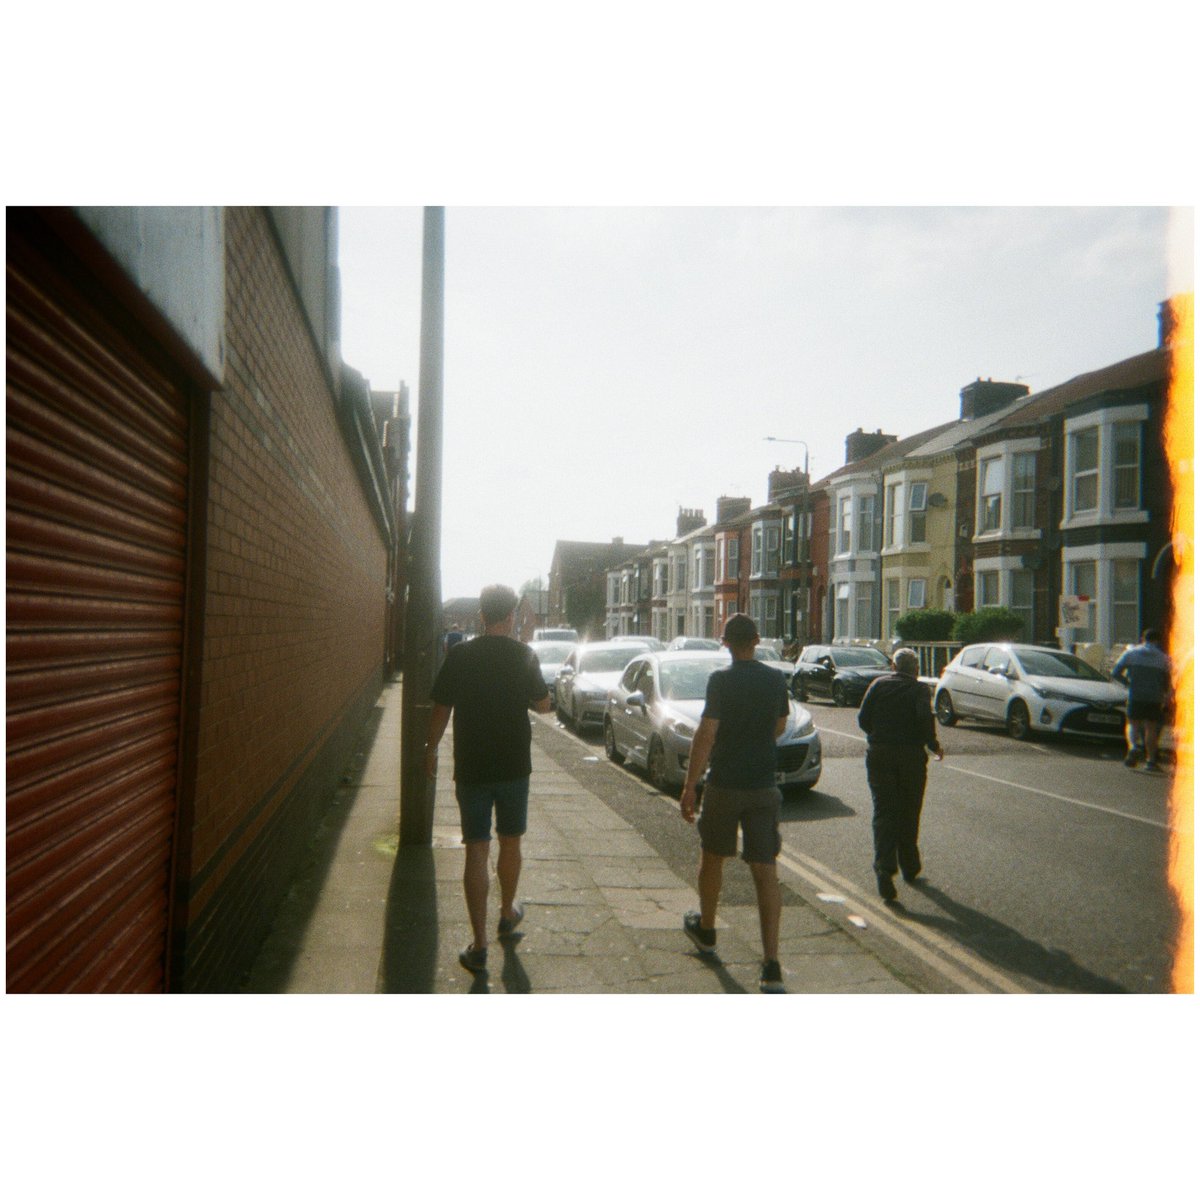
[847,915,868,929]
[582,756,599,763]
[816,893,846,904]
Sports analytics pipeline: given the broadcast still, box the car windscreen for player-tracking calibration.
[754,647,782,661]
[1013,649,1108,681]
[579,646,643,673]
[659,659,722,701]
[532,642,573,664]
[832,648,889,667]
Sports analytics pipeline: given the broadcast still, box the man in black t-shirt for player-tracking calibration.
[680,614,791,993]
[426,585,551,975]
[857,647,943,901]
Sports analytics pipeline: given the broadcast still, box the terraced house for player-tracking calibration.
[882,379,1032,638]
[959,321,1174,653]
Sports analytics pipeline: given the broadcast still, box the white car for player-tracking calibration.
[555,641,647,732]
[932,642,1127,741]
[604,651,822,793]
[530,639,574,703]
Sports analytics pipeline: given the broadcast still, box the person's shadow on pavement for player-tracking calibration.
[459,935,531,994]
[694,951,749,994]
[891,880,1127,993]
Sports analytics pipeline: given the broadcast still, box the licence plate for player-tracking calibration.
[1088,712,1122,725]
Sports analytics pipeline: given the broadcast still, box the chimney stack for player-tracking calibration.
[844,428,897,464]
[676,507,706,537]
[958,378,1030,422]
[715,495,752,524]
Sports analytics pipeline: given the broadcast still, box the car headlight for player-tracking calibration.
[1032,686,1073,702]
[669,719,696,740]
[794,717,815,738]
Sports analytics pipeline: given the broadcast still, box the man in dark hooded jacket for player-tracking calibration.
[857,647,943,901]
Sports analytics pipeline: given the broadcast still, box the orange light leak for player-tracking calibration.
[1165,291,1195,994]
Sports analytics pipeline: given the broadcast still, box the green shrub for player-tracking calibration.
[894,608,956,641]
[953,606,1025,644]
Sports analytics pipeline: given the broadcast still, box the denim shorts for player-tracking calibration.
[697,784,782,864]
[456,777,530,842]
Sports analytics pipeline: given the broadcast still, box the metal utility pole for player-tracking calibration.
[400,207,445,847]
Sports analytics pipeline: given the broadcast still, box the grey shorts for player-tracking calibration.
[697,784,782,864]
[456,777,529,842]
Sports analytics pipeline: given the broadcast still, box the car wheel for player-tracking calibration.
[832,682,847,707]
[571,698,581,732]
[604,719,625,763]
[935,691,958,727]
[1006,700,1032,741]
[793,678,808,702]
[647,738,668,791]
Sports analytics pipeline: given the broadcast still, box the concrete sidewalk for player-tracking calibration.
[242,676,913,994]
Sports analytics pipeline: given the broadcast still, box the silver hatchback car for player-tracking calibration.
[603,651,822,793]
[932,642,1127,740]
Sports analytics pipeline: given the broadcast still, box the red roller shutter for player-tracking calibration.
[6,230,190,992]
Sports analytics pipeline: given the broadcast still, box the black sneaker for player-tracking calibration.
[683,911,716,956]
[498,902,524,939]
[759,960,785,993]
[1124,748,1142,768]
[875,871,898,902]
[458,945,487,974]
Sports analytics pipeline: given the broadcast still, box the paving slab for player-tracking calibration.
[240,677,917,995]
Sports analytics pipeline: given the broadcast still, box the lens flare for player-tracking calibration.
[1165,292,1194,994]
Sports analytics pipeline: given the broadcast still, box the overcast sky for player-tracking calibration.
[339,205,1190,600]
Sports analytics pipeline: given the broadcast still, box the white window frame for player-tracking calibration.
[1060,542,1147,648]
[907,577,927,609]
[908,482,928,544]
[834,582,850,640]
[884,482,902,548]
[1062,405,1150,529]
[973,439,1042,541]
[978,457,1003,533]
[837,495,852,555]
[885,577,901,637]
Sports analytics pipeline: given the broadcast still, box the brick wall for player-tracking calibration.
[177,208,387,990]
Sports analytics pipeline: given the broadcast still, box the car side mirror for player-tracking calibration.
[626,690,647,709]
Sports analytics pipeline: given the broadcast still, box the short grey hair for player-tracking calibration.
[892,648,919,677]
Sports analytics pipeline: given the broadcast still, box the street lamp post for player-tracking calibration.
[400,207,445,848]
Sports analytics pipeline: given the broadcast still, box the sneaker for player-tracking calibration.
[458,945,487,974]
[875,871,898,902]
[1142,760,1162,773]
[1124,748,1142,768]
[759,960,785,994]
[683,911,717,956]
[498,902,524,938]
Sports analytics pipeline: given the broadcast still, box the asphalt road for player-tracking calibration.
[535,697,1180,994]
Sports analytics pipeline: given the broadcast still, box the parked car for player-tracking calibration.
[555,641,647,731]
[603,651,821,793]
[932,642,1127,741]
[666,636,721,652]
[612,634,666,651]
[530,638,574,703]
[533,627,578,642]
[791,643,892,705]
[753,644,795,676]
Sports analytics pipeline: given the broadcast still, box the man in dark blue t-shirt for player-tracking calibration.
[680,614,790,992]
[427,585,551,976]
